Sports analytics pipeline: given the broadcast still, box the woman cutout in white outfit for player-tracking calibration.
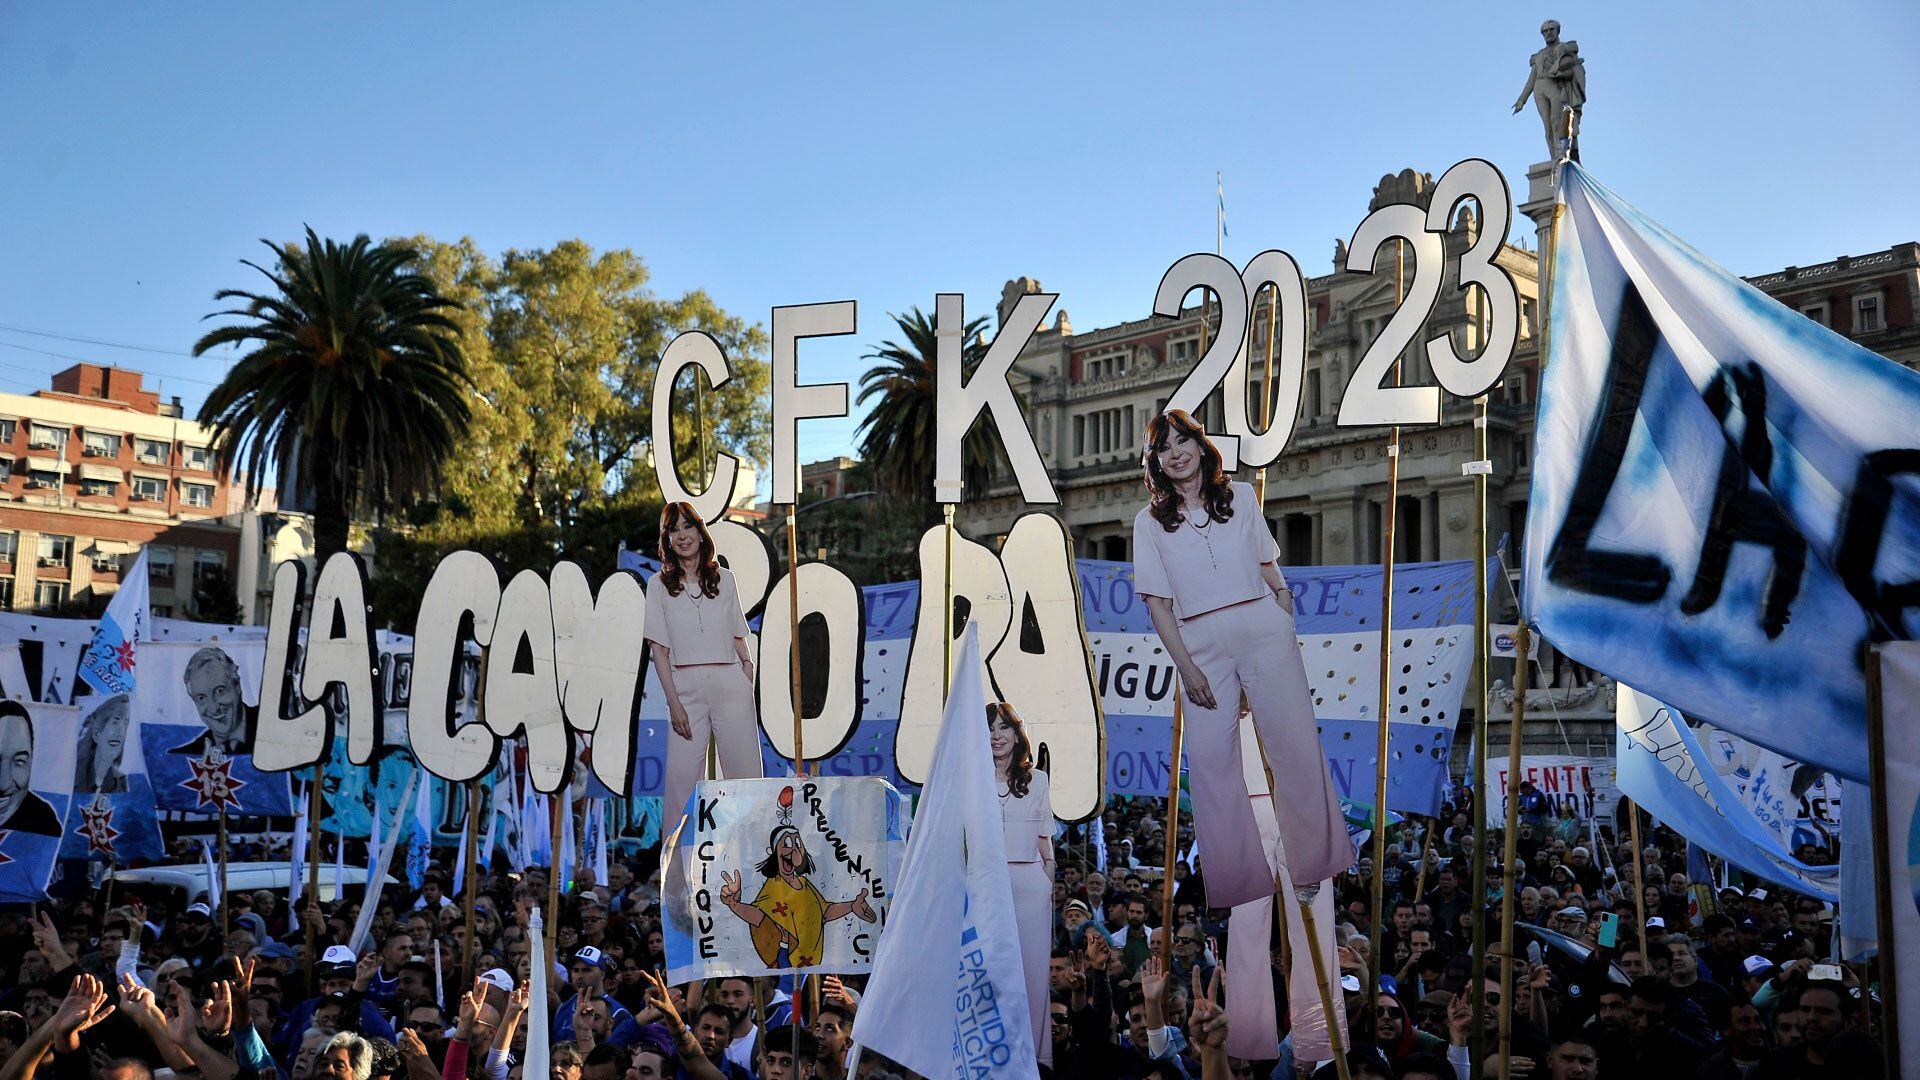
[990,701,1055,1067]
[1132,410,1351,908]
[649,502,763,837]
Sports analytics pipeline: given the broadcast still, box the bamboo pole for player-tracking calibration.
[217,806,230,940]
[1864,647,1903,1067]
[1628,800,1648,958]
[1298,896,1354,1080]
[1413,820,1434,903]
[1367,239,1405,1021]
[545,791,562,968]
[1496,626,1529,1080]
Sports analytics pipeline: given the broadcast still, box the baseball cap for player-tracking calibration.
[1742,955,1775,976]
[480,968,515,993]
[1064,899,1092,917]
[1559,906,1588,921]
[1748,888,1769,901]
[321,945,357,968]
[1739,918,1760,931]
[1646,917,1666,929]
[255,942,295,960]
[1339,974,1362,993]
[571,946,608,970]
[183,903,213,920]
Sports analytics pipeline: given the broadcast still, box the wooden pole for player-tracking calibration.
[1864,646,1903,1066]
[460,778,480,981]
[217,806,230,940]
[1157,694,1184,979]
[943,503,956,696]
[1367,239,1405,1020]
[305,766,322,966]
[545,791,562,968]
[1469,398,1493,1076]
[788,508,806,777]
[1297,895,1354,1080]
[1628,799,1648,958]
[1496,625,1529,1080]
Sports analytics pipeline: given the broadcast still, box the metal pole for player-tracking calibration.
[1496,626,1529,1080]
[1367,239,1405,1020]
[943,503,956,696]
[1157,693,1184,979]
[1864,646,1903,1067]
[788,508,805,777]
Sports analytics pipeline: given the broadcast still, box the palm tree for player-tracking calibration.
[854,307,1009,507]
[195,229,475,561]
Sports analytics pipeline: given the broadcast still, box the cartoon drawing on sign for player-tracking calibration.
[1131,409,1349,906]
[649,502,763,837]
[168,647,255,757]
[0,702,60,836]
[990,701,1055,1066]
[718,786,876,968]
[73,694,131,794]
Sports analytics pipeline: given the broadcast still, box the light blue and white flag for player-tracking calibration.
[201,837,222,910]
[78,550,147,698]
[852,624,1038,1079]
[1526,161,1920,783]
[1615,684,1838,900]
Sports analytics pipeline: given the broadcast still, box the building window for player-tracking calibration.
[28,424,65,450]
[1307,369,1325,417]
[1073,415,1085,456]
[0,459,10,482]
[0,578,12,610]
[78,477,116,498]
[0,533,14,563]
[34,581,67,610]
[1513,435,1531,471]
[132,475,166,502]
[182,444,212,471]
[1856,294,1884,334]
[1802,302,1830,327]
[149,547,176,580]
[181,482,215,508]
[134,438,168,465]
[37,534,72,568]
[91,550,122,573]
[0,419,14,443]
[194,550,226,583]
[82,431,119,457]
[26,469,60,490]
[1122,405,1135,448]
[152,604,173,617]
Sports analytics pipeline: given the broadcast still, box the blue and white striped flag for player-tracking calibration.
[1525,161,1920,783]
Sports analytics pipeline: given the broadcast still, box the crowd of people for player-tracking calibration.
[0,778,1885,1080]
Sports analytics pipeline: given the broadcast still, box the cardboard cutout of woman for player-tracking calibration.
[990,701,1055,1066]
[1131,410,1350,907]
[648,502,764,837]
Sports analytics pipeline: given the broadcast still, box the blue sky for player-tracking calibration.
[2,3,1915,473]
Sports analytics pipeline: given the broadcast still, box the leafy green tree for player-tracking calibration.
[853,308,1009,516]
[194,229,475,561]
[368,238,770,623]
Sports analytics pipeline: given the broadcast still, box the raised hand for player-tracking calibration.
[31,911,73,969]
[165,983,199,1046]
[53,974,114,1051]
[457,977,482,1038]
[1140,951,1168,1005]
[636,968,684,1033]
[719,870,742,906]
[199,982,233,1038]
[504,983,529,1021]
[117,972,165,1031]
[1447,991,1472,1047]
[1189,967,1228,1052]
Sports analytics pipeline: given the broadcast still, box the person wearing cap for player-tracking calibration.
[271,944,397,1057]
[161,901,225,971]
[554,945,645,1047]
[1738,955,1776,1000]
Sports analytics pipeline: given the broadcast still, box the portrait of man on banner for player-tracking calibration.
[0,699,75,902]
[138,640,292,816]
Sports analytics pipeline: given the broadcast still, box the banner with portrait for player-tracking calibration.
[137,640,294,816]
[61,691,165,863]
[0,700,75,902]
[662,776,906,985]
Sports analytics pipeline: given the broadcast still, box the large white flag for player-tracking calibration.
[852,623,1037,1079]
[1524,161,1920,783]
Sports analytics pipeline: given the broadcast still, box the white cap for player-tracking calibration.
[1340,974,1362,993]
[480,968,515,992]
[184,903,213,918]
[1748,888,1769,900]
[1742,955,1775,976]
[1646,917,1666,929]
[321,945,357,967]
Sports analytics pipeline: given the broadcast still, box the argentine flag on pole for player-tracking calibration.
[1524,161,1920,783]
[852,623,1037,1079]
[79,549,147,697]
